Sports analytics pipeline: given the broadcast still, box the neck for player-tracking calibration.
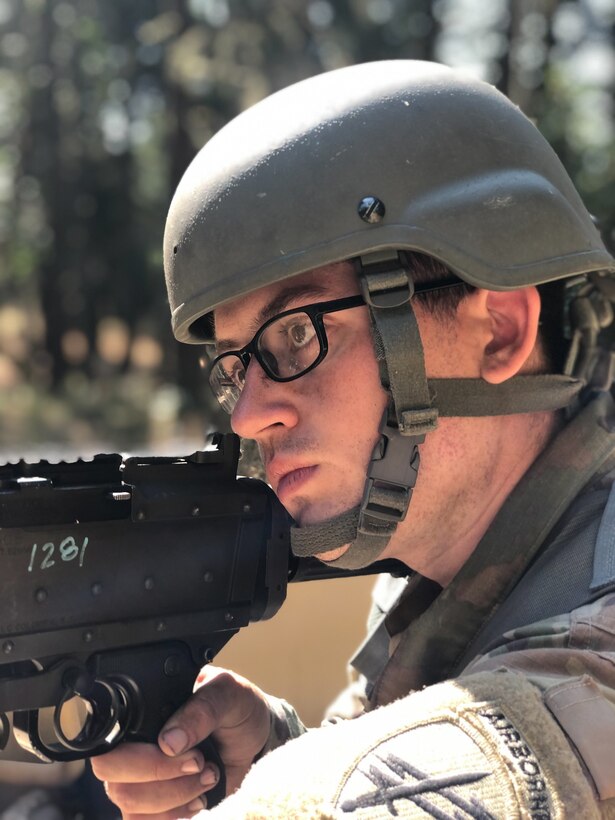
[391,410,563,586]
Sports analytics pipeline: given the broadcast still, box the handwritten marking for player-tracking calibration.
[41,542,55,570]
[27,536,89,573]
[79,537,88,567]
[59,536,79,562]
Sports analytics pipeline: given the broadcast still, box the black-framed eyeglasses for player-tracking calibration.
[207,294,365,414]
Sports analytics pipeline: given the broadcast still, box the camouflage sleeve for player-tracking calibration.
[205,669,609,819]
[200,593,615,818]
[256,693,307,758]
[457,590,615,806]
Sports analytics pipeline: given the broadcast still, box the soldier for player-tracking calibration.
[92,61,615,818]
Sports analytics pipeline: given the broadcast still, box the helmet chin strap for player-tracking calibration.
[289,408,423,570]
[289,252,585,570]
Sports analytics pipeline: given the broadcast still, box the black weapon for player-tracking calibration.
[0,433,402,807]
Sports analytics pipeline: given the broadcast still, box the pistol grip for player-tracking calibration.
[197,735,227,808]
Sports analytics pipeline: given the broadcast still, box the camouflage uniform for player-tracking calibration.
[204,392,615,818]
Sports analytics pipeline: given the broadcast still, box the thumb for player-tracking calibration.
[158,667,270,759]
[158,686,221,757]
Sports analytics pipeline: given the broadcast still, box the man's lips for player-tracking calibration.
[270,464,319,502]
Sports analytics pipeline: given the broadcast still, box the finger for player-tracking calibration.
[105,768,218,815]
[224,762,255,796]
[158,672,235,755]
[122,796,207,820]
[91,743,204,783]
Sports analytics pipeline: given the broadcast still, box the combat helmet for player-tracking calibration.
[164,60,615,569]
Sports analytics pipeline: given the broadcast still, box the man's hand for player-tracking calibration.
[90,666,273,819]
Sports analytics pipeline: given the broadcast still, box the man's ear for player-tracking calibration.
[480,286,541,384]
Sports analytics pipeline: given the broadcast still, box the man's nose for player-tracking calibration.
[230,358,299,439]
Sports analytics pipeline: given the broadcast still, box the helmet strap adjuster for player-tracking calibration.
[359,409,422,534]
[399,407,439,437]
[359,259,414,309]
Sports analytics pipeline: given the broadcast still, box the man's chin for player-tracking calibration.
[287,490,362,528]
[316,543,351,563]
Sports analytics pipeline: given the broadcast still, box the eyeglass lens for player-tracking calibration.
[209,309,321,413]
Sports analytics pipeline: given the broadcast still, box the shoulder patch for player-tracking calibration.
[208,672,601,820]
[335,706,552,818]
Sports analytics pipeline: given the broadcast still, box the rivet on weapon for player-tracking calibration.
[203,571,214,583]
[83,631,93,643]
[91,582,103,596]
[203,648,214,663]
[192,505,200,516]
[137,509,146,521]
[164,655,180,676]
[243,503,251,513]
[3,641,14,655]
[144,577,154,591]
[156,621,166,632]
[35,588,47,603]
[357,195,385,224]
[224,612,234,623]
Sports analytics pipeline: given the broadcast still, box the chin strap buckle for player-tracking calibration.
[359,410,422,534]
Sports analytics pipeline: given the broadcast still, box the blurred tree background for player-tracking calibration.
[0,0,613,457]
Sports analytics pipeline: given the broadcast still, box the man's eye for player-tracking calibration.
[288,320,315,348]
[219,358,245,386]
[231,361,246,385]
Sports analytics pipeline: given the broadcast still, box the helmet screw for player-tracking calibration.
[358,196,385,224]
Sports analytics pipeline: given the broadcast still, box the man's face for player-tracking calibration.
[214,261,548,578]
[214,262,387,529]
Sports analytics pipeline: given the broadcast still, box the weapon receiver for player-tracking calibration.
[0,433,402,806]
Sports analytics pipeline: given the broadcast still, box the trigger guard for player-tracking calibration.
[53,677,124,753]
[12,710,79,763]
[12,703,128,764]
